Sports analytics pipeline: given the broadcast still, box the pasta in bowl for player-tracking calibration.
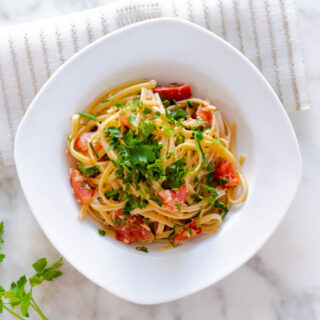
[67,79,248,250]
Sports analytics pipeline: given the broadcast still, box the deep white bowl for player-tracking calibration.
[15,18,302,304]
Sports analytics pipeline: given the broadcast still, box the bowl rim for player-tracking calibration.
[14,17,302,304]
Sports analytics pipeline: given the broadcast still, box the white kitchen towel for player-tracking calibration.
[0,0,310,166]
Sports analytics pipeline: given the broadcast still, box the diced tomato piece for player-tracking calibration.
[214,160,241,188]
[159,185,188,210]
[172,219,202,246]
[119,111,131,135]
[74,132,102,156]
[70,168,94,204]
[114,213,154,244]
[153,84,192,101]
[196,104,212,126]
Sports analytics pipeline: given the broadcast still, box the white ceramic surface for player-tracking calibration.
[14,18,301,304]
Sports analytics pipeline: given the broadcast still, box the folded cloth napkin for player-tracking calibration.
[0,0,310,166]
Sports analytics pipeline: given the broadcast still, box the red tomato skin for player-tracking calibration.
[153,85,192,101]
[159,185,188,210]
[172,219,202,246]
[114,213,154,244]
[70,168,94,204]
[214,160,241,188]
[196,105,212,126]
[74,132,101,156]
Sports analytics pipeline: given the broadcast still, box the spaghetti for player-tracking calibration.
[67,80,248,250]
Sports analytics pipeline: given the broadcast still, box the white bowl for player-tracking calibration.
[15,18,302,304]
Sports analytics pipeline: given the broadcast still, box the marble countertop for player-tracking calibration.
[1,0,320,319]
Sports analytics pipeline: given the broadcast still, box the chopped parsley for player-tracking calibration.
[143,108,152,115]
[98,229,106,236]
[170,109,188,121]
[127,114,138,127]
[212,138,225,147]
[104,188,121,201]
[78,162,100,177]
[122,194,147,215]
[176,133,185,145]
[150,195,162,206]
[187,99,195,108]
[214,202,228,213]
[78,112,97,121]
[136,245,149,253]
[89,142,99,159]
[162,157,188,190]
[216,178,229,186]
[101,99,126,109]
[193,129,207,162]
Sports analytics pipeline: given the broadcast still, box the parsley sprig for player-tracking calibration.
[0,222,63,320]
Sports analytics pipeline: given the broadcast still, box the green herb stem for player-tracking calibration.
[78,112,97,121]
[3,305,25,320]
[89,142,99,159]
[30,298,48,320]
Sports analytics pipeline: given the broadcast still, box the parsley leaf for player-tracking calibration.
[104,126,121,138]
[104,188,121,201]
[127,114,138,127]
[129,144,157,164]
[176,133,185,145]
[78,162,100,177]
[122,195,147,215]
[170,109,188,120]
[150,195,163,206]
[162,157,188,189]
[102,99,126,109]
[98,229,106,236]
[143,108,152,115]
[186,100,195,108]
[214,201,228,213]
[136,245,149,253]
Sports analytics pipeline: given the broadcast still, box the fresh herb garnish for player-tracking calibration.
[176,133,185,145]
[193,129,207,162]
[0,238,62,320]
[104,126,121,138]
[153,111,161,119]
[136,245,148,253]
[186,100,195,108]
[122,194,147,215]
[143,108,152,115]
[214,202,228,213]
[78,162,100,177]
[127,114,138,127]
[104,188,121,201]
[170,109,188,121]
[101,99,126,109]
[98,229,106,236]
[175,202,181,211]
[89,142,99,159]
[78,112,97,121]
[162,157,188,189]
[212,138,225,147]
[150,195,162,206]
[206,171,216,185]
[216,178,229,186]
